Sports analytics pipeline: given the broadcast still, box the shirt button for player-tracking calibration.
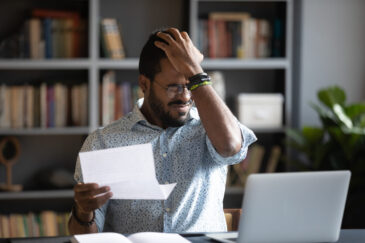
[166,208,170,212]
[162,153,167,158]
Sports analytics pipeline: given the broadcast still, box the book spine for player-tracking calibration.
[71,85,80,126]
[40,83,47,128]
[44,18,53,58]
[80,83,88,126]
[101,19,125,59]
[0,85,11,128]
[29,18,42,59]
[64,18,73,58]
[47,85,55,127]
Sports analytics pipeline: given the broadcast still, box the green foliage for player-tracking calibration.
[286,86,365,186]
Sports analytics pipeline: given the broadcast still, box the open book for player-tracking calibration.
[71,232,191,243]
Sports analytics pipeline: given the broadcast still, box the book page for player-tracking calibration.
[72,232,131,243]
[128,232,191,243]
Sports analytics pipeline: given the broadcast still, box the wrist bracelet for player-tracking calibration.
[72,205,95,227]
[187,72,211,91]
[190,80,212,91]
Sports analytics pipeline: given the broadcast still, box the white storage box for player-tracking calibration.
[237,93,284,129]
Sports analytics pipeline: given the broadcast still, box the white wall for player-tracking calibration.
[298,0,365,127]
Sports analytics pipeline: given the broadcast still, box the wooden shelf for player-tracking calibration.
[0,58,290,73]
[96,58,289,70]
[202,58,289,70]
[0,127,90,135]
[97,58,139,69]
[0,190,74,200]
[0,59,90,69]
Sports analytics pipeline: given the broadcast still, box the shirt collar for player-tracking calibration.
[126,98,199,130]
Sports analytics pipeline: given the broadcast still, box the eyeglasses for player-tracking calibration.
[153,81,191,99]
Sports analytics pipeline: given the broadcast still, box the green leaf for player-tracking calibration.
[345,103,365,120]
[333,104,353,128]
[310,103,338,127]
[341,126,365,135]
[317,86,346,108]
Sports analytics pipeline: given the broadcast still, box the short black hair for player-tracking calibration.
[138,29,172,81]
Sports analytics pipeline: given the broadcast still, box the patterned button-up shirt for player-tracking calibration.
[74,99,256,233]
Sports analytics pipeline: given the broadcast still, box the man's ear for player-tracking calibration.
[139,74,150,95]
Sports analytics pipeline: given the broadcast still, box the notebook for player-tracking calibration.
[207,170,351,243]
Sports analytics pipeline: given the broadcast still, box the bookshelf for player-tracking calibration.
[0,0,293,218]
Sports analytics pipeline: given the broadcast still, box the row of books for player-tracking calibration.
[101,71,143,126]
[197,12,283,58]
[227,144,282,188]
[0,83,88,129]
[0,15,126,60]
[0,211,69,238]
[0,9,87,59]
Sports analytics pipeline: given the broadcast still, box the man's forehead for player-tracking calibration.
[156,59,186,84]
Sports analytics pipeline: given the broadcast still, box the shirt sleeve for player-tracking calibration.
[206,121,257,166]
[94,201,109,232]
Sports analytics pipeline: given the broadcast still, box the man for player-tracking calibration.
[68,28,256,234]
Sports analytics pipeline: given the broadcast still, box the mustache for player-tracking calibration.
[168,99,193,106]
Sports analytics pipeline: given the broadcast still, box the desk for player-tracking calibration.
[2,230,365,243]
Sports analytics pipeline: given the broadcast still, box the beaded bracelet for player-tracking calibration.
[72,205,95,227]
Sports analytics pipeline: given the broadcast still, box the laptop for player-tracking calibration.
[207,170,351,243]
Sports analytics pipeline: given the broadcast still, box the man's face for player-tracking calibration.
[148,58,193,127]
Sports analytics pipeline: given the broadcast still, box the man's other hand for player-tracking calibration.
[73,183,113,221]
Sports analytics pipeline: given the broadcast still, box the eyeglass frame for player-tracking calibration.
[153,80,192,99]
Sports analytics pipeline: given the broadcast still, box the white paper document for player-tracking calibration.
[79,143,176,200]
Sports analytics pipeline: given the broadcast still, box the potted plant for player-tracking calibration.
[286,85,365,228]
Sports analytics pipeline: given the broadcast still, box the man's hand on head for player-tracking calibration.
[154,28,204,79]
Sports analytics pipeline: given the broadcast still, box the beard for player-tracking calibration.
[149,85,192,127]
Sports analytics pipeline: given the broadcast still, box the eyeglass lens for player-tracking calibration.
[167,85,191,98]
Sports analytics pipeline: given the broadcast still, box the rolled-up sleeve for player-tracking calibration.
[206,121,257,166]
